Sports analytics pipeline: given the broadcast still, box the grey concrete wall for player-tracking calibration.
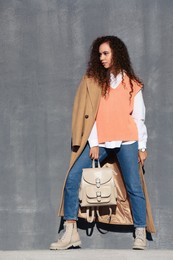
[0,0,173,250]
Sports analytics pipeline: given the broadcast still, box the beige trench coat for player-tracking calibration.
[58,75,156,233]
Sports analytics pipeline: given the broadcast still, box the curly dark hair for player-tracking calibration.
[86,36,143,96]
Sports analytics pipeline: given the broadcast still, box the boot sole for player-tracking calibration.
[133,245,146,250]
[50,240,81,250]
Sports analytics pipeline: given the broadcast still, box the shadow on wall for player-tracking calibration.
[58,217,153,241]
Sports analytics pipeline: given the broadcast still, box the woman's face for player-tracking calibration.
[99,42,113,69]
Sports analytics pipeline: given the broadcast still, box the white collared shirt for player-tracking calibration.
[88,73,147,150]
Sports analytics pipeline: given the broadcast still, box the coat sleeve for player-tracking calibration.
[71,76,87,147]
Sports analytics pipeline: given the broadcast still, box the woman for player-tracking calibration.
[50,36,148,250]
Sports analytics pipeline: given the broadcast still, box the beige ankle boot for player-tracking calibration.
[50,222,81,250]
[133,227,146,250]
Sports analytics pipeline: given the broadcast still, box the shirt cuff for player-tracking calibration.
[88,139,99,148]
[138,141,147,150]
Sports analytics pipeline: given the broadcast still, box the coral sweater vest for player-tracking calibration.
[96,75,142,143]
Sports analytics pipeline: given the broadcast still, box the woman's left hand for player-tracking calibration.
[138,150,148,166]
[89,146,99,160]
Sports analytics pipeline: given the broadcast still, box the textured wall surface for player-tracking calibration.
[0,0,173,250]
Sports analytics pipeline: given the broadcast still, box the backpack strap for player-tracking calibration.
[86,207,95,223]
[96,206,112,223]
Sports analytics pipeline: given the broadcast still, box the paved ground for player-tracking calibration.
[0,250,173,260]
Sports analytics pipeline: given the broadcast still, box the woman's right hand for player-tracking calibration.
[89,146,99,160]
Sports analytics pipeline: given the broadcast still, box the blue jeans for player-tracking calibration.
[64,142,146,227]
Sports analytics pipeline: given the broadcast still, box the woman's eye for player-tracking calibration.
[99,51,109,56]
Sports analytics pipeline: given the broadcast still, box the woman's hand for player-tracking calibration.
[138,150,148,166]
[89,146,99,160]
